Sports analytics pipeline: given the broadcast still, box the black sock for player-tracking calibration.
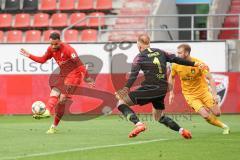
[118,104,139,124]
[159,116,180,132]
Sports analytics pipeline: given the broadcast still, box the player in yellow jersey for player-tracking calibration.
[168,44,230,134]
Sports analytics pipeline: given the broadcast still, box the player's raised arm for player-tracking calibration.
[20,48,51,64]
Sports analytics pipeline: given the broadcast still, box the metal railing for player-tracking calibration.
[62,13,240,42]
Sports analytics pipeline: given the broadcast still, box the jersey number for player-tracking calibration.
[153,57,163,73]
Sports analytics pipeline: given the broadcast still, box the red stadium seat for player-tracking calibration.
[116,17,146,24]
[218,33,239,40]
[33,13,49,28]
[88,12,105,27]
[0,14,12,28]
[232,0,240,5]
[96,0,112,10]
[69,13,87,27]
[108,31,143,42]
[14,13,31,28]
[81,29,97,42]
[59,0,75,11]
[119,8,150,15]
[76,0,94,10]
[64,29,79,42]
[43,30,60,42]
[25,30,42,43]
[50,13,68,28]
[6,30,23,43]
[39,0,57,11]
[0,31,4,43]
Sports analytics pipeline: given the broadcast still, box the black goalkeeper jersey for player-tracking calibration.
[125,48,195,88]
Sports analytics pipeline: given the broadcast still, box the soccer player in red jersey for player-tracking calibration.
[20,32,94,134]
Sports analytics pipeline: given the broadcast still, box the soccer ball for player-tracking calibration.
[32,101,46,115]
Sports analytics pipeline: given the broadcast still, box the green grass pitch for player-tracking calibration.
[0,114,239,160]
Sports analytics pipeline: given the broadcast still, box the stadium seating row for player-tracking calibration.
[0,12,105,29]
[219,0,240,39]
[0,29,98,43]
[0,0,112,12]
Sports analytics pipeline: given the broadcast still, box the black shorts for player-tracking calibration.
[128,85,168,110]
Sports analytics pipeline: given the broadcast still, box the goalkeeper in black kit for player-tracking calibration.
[115,34,205,139]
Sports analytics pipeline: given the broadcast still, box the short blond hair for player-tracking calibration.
[137,34,150,46]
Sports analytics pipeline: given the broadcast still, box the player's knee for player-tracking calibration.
[50,87,61,97]
[214,111,221,117]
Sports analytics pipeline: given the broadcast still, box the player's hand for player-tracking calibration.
[84,77,95,88]
[115,87,129,100]
[169,92,174,105]
[20,48,30,57]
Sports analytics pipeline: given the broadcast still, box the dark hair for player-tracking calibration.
[49,32,60,40]
[177,44,191,54]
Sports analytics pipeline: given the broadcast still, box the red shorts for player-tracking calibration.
[49,73,82,96]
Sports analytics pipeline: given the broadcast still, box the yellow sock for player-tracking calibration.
[206,115,226,128]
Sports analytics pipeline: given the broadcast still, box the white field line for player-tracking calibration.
[2,138,169,160]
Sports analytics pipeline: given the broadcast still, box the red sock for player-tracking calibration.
[46,96,59,113]
[54,103,65,127]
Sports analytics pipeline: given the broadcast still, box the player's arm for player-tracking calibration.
[115,56,141,99]
[68,47,95,87]
[164,52,202,67]
[168,65,176,105]
[205,72,218,103]
[125,56,141,89]
[20,48,51,63]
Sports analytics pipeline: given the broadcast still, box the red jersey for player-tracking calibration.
[29,42,88,85]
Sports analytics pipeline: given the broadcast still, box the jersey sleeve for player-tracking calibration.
[164,52,195,66]
[67,46,89,78]
[171,64,177,77]
[195,59,210,75]
[29,47,52,63]
[125,55,141,88]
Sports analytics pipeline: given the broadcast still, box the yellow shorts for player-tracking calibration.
[184,91,215,112]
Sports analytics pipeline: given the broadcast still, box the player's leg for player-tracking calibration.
[46,87,61,112]
[47,84,78,134]
[187,97,223,129]
[203,92,221,116]
[33,87,61,119]
[201,93,230,134]
[208,105,221,117]
[116,88,148,138]
[46,94,67,134]
[117,99,146,138]
[198,107,227,128]
[152,100,192,139]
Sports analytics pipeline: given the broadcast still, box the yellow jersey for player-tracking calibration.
[171,57,209,97]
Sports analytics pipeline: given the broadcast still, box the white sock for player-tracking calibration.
[51,124,56,128]
[136,122,143,126]
[222,124,228,129]
[179,128,184,134]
